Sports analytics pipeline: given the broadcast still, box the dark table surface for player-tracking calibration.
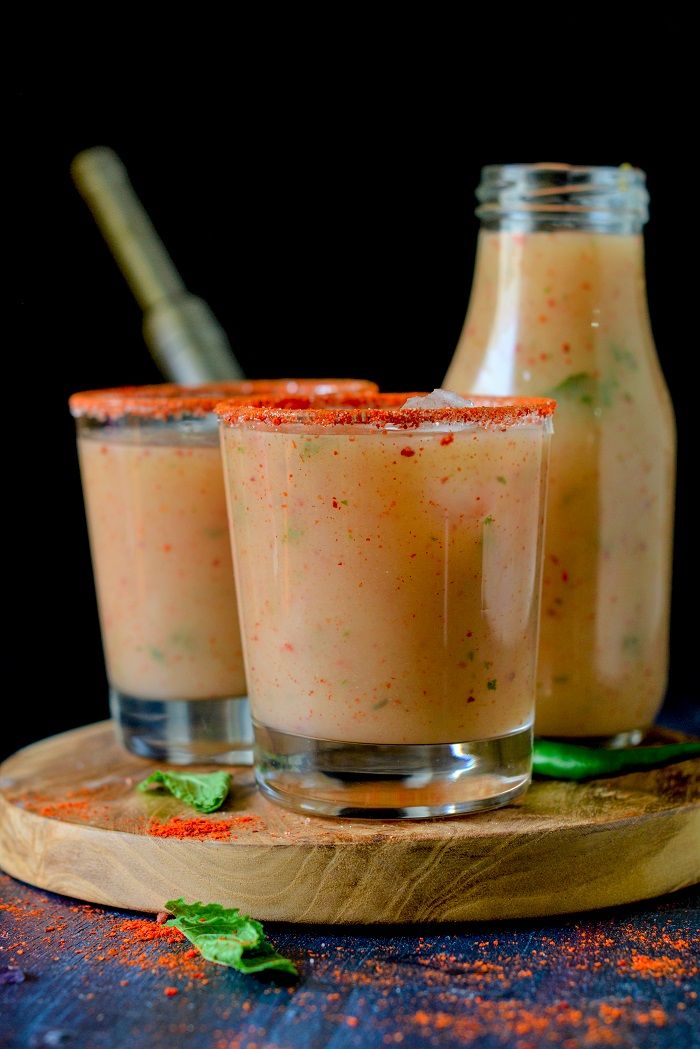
[3,700,699,1049]
[1,874,698,1049]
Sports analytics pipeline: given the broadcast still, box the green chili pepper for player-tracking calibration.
[533,739,700,781]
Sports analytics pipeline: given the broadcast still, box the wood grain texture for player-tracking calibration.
[1,721,698,923]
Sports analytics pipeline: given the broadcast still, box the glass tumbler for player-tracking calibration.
[217,392,555,817]
[69,378,377,763]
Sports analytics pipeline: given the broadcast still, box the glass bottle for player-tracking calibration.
[445,164,675,742]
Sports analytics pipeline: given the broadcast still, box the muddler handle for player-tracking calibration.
[71,147,244,383]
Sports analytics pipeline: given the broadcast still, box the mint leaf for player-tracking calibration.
[138,770,231,813]
[164,899,297,976]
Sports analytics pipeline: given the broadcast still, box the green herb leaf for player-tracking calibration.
[164,899,297,976]
[138,770,231,813]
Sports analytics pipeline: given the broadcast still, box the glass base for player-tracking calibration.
[254,722,532,819]
[539,729,646,749]
[111,689,254,764]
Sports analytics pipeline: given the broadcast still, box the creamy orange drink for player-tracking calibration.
[217,392,554,818]
[445,165,675,742]
[70,379,376,762]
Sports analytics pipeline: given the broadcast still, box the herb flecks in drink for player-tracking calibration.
[299,439,322,461]
[204,526,227,540]
[282,526,304,543]
[547,369,626,411]
[611,343,638,370]
[546,372,596,405]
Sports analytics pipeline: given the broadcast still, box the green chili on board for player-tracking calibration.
[532,739,700,781]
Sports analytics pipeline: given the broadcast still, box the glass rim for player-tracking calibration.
[68,379,377,421]
[215,392,556,429]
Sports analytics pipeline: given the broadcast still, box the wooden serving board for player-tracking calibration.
[1,722,698,923]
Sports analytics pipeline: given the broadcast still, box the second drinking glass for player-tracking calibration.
[217,392,555,817]
[70,379,376,763]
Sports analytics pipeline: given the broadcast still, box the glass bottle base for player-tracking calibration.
[253,722,532,819]
[111,689,254,764]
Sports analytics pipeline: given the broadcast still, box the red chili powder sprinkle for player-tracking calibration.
[147,817,234,841]
[400,448,416,457]
[626,954,694,979]
[0,903,45,918]
[164,986,179,997]
[147,815,264,840]
[35,800,92,819]
[22,789,115,825]
[113,919,185,945]
[402,1000,668,1043]
[0,888,212,993]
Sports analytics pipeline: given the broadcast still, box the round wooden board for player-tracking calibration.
[1,722,698,923]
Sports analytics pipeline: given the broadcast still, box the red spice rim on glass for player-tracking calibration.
[215,392,557,429]
[68,379,378,421]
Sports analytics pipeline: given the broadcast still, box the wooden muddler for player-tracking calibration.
[71,147,244,383]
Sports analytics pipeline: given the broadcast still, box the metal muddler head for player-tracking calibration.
[71,147,244,383]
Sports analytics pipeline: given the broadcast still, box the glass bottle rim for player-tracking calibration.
[476,163,648,223]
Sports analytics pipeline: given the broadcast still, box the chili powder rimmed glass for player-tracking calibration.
[216,392,555,818]
[69,378,377,764]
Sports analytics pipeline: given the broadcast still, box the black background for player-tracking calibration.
[10,88,698,760]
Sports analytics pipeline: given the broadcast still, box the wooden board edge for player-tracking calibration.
[2,794,699,923]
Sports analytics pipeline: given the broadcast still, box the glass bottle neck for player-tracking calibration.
[479,214,646,234]
[476,164,649,236]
